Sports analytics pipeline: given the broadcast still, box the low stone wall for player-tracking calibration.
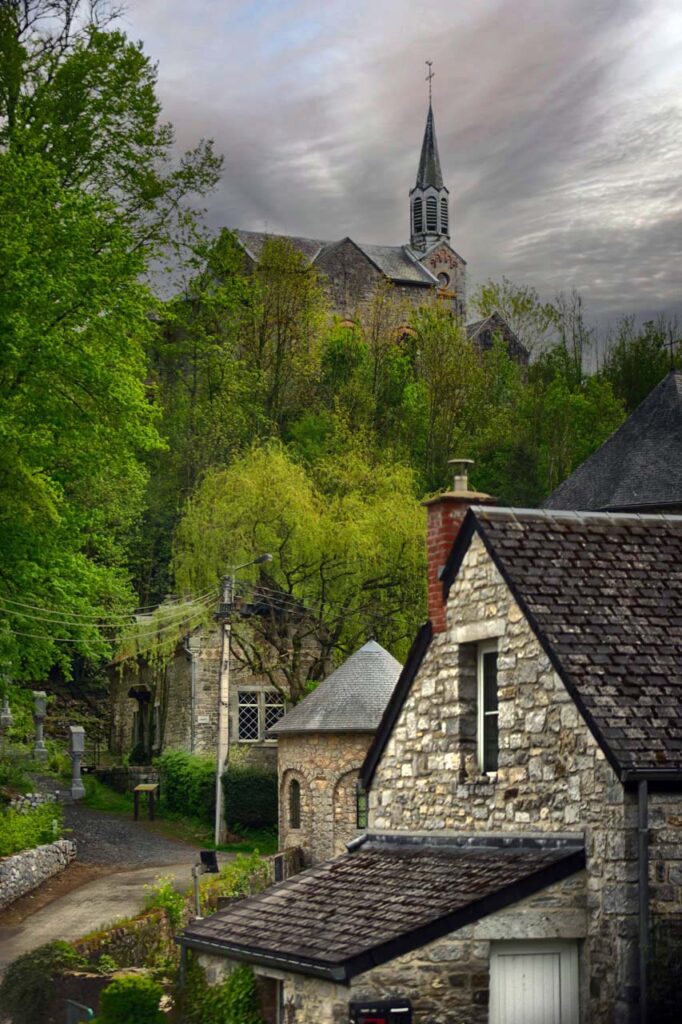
[8,792,56,812]
[73,907,175,968]
[0,839,76,909]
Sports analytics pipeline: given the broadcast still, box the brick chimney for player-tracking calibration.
[421,459,495,634]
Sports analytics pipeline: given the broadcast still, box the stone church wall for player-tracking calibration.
[367,531,668,1023]
[278,732,372,865]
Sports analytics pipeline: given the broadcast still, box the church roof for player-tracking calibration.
[415,104,444,190]
[233,228,326,263]
[354,242,438,285]
[466,312,529,365]
[544,371,682,511]
[269,640,401,735]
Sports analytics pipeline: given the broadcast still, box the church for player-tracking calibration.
[233,98,525,362]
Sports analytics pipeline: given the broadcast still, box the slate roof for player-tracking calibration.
[180,834,584,980]
[269,640,401,735]
[544,371,682,511]
[354,242,438,285]
[415,104,444,190]
[441,507,682,777]
[233,229,326,263]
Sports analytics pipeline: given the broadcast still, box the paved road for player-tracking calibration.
[0,862,193,970]
[0,803,220,971]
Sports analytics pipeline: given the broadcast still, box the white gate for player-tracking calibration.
[489,941,579,1024]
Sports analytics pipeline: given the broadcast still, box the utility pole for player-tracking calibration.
[214,573,233,847]
[213,553,272,848]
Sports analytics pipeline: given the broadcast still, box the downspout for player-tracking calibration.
[637,779,649,1024]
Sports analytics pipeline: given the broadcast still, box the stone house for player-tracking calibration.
[109,621,286,770]
[269,640,402,866]
[178,464,682,1023]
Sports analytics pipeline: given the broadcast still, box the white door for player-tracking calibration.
[490,941,579,1024]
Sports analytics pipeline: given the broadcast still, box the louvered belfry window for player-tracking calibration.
[426,196,438,231]
[441,197,449,233]
[413,197,423,234]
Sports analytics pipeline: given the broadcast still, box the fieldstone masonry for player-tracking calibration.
[0,839,76,910]
[278,732,372,864]
[368,532,682,1022]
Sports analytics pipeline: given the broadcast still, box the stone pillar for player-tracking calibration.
[0,694,12,752]
[32,691,48,761]
[69,725,86,800]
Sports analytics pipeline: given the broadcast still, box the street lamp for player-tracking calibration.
[214,552,273,846]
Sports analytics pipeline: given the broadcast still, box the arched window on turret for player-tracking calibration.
[426,196,438,232]
[413,197,423,234]
[441,197,448,234]
[289,778,301,829]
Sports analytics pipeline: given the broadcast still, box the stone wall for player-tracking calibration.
[0,838,76,909]
[278,733,372,865]
[368,531,648,1022]
[73,907,175,968]
[197,872,586,1024]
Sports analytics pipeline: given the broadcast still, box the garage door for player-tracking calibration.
[490,941,579,1024]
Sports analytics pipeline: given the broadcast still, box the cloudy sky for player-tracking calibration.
[122,0,682,322]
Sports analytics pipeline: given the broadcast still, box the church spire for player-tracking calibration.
[409,64,449,251]
[415,103,444,190]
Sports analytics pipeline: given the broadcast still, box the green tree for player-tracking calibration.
[171,443,425,701]
[601,315,679,414]
[0,151,161,678]
[0,0,221,263]
[470,276,558,357]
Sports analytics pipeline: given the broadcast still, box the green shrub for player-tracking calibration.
[144,875,186,932]
[95,974,164,1024]
[199,852,270,916]
[179,958,263,1024]
[0,802,63,856]
[156,750,215,821]
[222,764,277,829]
[0,755,31,792]
[0,941,88,1024]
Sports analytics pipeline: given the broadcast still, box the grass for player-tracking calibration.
[81,777,278,854]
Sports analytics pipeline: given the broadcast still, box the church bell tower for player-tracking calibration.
[410,66,449,252]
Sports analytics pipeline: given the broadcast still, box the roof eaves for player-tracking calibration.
[441,508,627,781]
[403,246,440,284]
[360,621,433,789]
[177,936,347,983]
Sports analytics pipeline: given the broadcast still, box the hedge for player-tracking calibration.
[222,764,277,829]
[155,751,215,822]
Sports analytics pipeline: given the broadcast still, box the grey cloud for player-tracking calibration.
[123,0,682,320]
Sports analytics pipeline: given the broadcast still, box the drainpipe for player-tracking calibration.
[638,779,649,1024]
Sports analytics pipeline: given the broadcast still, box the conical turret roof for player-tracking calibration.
[269,640,402,735]
[415,104,444,190]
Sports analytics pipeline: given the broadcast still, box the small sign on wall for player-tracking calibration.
[197,715,210,724]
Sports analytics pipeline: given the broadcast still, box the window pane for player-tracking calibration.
[264,690,285,731]
[483,651,498,711]
[238,691,259,740]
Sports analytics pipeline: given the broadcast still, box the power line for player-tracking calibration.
[0,589,217,627]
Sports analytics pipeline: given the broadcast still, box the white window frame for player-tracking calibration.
[237,688,285,742]
[477,639,499,775]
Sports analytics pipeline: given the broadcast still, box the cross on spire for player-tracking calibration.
[425,60,434,104]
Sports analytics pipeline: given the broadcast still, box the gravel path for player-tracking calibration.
[62,803,201,866]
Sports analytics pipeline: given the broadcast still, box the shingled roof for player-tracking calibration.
[269,640,401,735]
[544,371,682,511]
[441,507,682,777]
[415,104,444,190]
[180,834,584,980]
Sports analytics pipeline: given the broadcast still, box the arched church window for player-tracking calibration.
[437,272,450,288]
[413,197,423,234]
[426,196,437,232]
[441,197,449,233]
[289,778,301,829]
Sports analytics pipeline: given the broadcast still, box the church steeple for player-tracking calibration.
[409,72,449,252]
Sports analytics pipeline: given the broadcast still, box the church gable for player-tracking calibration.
[417,240,466,317]
[313,237,385,316]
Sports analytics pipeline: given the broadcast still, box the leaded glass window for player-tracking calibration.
[265,690,285,732]
[238,691,259,740]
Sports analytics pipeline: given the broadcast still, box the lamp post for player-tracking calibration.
[214,553,273,846]
[32,691,48,762]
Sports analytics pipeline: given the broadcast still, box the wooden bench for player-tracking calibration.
[133,783,159,821]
